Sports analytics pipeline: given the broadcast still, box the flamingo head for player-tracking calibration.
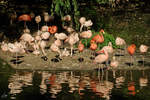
[99,29,104,34]
[96,50,105,54]
[131,44,136,49]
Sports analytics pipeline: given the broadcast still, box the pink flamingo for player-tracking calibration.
[94,50,109,79]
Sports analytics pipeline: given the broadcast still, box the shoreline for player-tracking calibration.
[0,49,150,71]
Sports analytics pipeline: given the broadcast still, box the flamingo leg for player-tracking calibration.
[130,56,133,66]
[80,24,84,32]
[24,21,27,29]
[70,46,73,57]
[120,45,122,56]
[41,47,46,56]
[101,66,104,81]
[98,64,100,80]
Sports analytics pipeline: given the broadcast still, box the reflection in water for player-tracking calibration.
[5,70,150,100]
[8,71,33,98]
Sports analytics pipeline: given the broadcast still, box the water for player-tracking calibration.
[0,68,150,100]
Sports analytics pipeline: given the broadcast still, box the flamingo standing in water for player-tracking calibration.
[139,44,149,66]
[94,50,109,78]
[127,44,136,66]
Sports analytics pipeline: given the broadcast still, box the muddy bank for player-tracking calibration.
[0,48,150,71]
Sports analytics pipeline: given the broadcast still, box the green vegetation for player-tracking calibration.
[81,31,117,50]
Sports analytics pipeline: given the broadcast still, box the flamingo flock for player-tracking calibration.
[0,13,149,70]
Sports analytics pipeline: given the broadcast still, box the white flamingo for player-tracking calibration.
[54,33,68,40]
[41,32,50,40]
[79,17,86,32]
[43,12,49,25]
[115,37,126,56]
[35,15,41,31]
[139,44,149,66]
[65,32,79,56]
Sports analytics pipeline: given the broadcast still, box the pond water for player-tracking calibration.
[1,62,150,100]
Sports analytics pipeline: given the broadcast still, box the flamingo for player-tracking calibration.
[62,15,71,21]
[50,39,62,57]
[83,20,93,31]
[20,33,35,46]
[65,32,79,56]
[35,15,41,31]
[127,44,136,66]
[41,32,50,40]
[8,42,25,66]
[110,56,119,78]
[54,33,68,40]
[115,37,126,56]
[79,17,86,32]
[94,50,109,78]
[54,33,68,47]
[41,25,49,32]
[23,28,30,34]
[43,12,49,25]
[18,14,31,29]
[66,27,75,33]
[61,48,70,57]
[139,44,149,66]
[54,39,62,47]
[80,30,92,39]
[92,30,104,44]
[98,42,113,55]
[38,40,47,56]
[96,42,113,65]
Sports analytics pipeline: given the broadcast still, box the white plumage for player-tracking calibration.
[139,44,149,53]
[115,37,126,46]
[54,33,68,40]
[41,32,50,40]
